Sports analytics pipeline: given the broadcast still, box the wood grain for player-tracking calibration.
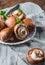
[0,0,45,10]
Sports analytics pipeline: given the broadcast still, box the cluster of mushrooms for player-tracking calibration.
[26,48,45,64]
[0,8,35,42]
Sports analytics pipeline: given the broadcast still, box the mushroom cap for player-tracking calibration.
[0,28,12,41]
[18,13,25,20]
[26,48,44,64]
[12,10,19,15]
[14,23,29,40]
[0,15,5,31]
[23,18,35,32]
[12,10,25,20]
[5,16,16,28]
[0,22,5,31]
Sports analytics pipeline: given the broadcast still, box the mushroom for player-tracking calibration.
[5,16,16,28]
[0,28,13,41]
[26,48,45,64]
[23,18,35,32]
[18,13,25,20]
[0,15,5,31]
[12,10,25,20]
[12,10,19,16]
[14,24,29,40]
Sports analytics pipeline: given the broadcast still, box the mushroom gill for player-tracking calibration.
[14,24,29,40]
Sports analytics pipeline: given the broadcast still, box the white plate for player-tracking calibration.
[0,2,43,45]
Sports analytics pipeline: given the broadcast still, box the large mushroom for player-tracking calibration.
[14,23,29,40]
[5,16,16,28]
[0,28,13,41]
[23,18,35,32]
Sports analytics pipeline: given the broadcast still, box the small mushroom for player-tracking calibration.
[18,13,25,20]
[12,10,19,16]
[14,24,29,40]
[0,28,12,41]
[12,10,25,20]
[5,16,16,28]
[23,18,35,32]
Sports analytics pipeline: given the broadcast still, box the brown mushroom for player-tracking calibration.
[0,28,13,41]
[12,10,25,20]
[23,18,35,32]
[18,13,25,20]
[26,48,45,64]
[14,23,29,40]
[0,15,5,31]
[5,16,16,28]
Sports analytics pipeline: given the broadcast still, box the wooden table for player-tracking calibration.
[0,0,45,10]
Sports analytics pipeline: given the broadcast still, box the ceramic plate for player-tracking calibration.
[0,2,43,45]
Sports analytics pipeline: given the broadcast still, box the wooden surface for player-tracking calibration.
[0,0,45,10]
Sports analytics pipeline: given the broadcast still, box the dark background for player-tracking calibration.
[0,0,45,10]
